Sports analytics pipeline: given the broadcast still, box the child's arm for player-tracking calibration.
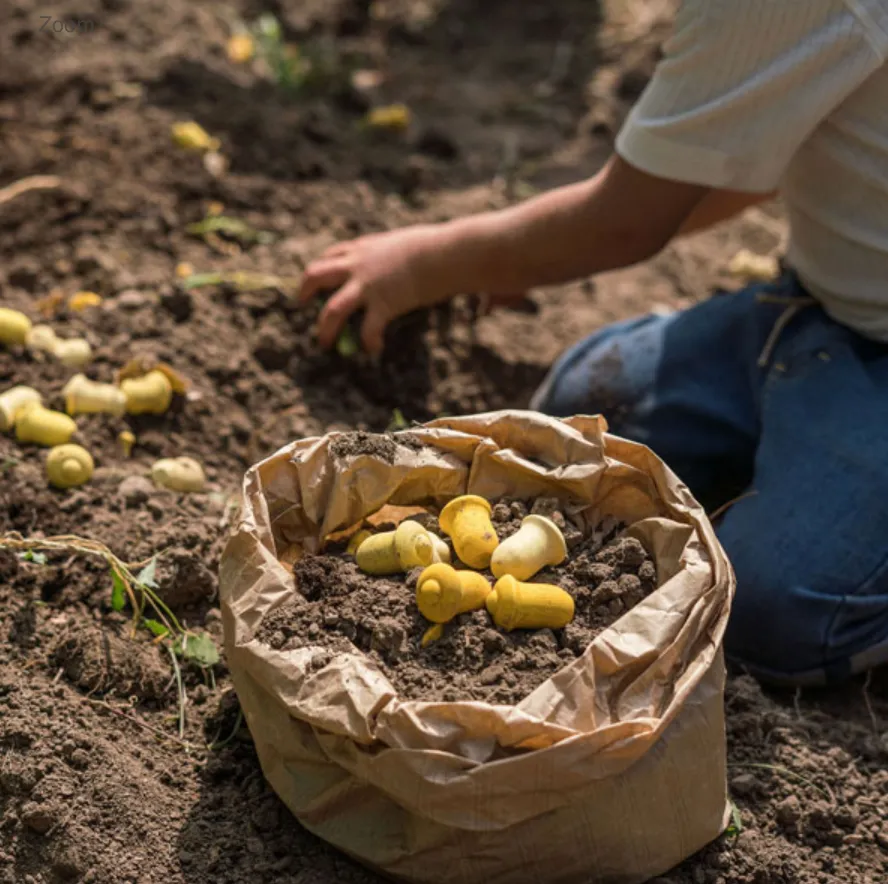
[300,155,708,355]
[678,189,777,237]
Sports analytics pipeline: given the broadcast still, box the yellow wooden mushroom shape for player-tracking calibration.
[438,495,499,569]
[121,370,173,415]
[15,403,77,447]
[356,521,434,575]
[46,444,94,489]
[0,308,32,346]
[486,575,575,631]
[490,515,567,581]
[151,456,206,492]
[0,386,42,432]
[416,563,492,624]
[63,374,127,417]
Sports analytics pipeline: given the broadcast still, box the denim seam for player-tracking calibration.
[822,545,888,665]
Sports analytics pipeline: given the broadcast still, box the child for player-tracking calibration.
[300,0,888,686]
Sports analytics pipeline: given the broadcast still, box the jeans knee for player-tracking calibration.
[722,536,888,684]
[531,314,666,419]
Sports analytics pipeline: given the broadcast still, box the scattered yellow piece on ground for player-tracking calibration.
[227,33,255,64]
[491,514,567,581]
[54,338,93,368]
[15,403,77,447]
[0,386,42,432]
[171,121,221,152]
[439,495,499,570]
[68,291,103,311]
[364,103,411,131]
[63,374,127,417]
[121,370,173,415]
[151,456,206,492]
[727,249,779,282]
[206,201,224,217]
[119,430,135,458]
[175,262,194,279]
[0,308,32,346]
[46,444,94,489]
[486,575,575,631]
[25,325,92,367]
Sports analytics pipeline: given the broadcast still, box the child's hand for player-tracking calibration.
[298,224,460,358]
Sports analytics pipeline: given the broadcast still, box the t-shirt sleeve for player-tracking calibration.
[615,0,888,192]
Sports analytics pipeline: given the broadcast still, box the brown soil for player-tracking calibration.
[257,506,654,705]
[0,0,885,883]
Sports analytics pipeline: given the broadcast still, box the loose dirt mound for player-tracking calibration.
[0,0,885,882]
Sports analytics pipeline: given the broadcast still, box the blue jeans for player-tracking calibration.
[531,274,888,685]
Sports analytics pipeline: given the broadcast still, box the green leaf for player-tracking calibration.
[256,13,282,42]
[137,556,159,590]
[181,272,224,290]
[186,216,275,245]
[726,801,743,838]
[335,326,359,358]
[390,408,408,430]
[176,632,220,668]
[110,569,127,611]
[18,550,47,565]
[142,618,169,638]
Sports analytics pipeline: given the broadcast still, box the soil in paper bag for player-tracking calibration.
[257,501,657,704]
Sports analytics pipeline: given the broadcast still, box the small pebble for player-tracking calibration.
[115,289,149,310]
[118,475,154,507]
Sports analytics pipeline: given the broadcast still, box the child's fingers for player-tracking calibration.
[320,241,353,259]
[316,281,363,348]
[360,307,390,358]
[298,258,351,305]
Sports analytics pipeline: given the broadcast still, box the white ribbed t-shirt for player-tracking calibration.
[615,0,888,342]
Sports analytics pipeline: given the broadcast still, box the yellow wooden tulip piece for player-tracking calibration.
[346,529,373,556]
[119,430,136,458]
[0,386,42,432]
[356,521,433,575]
[365,104,411,130]
[25,324,60,354]
[486,574,575,631]
[227,33,255,63]
[439,495,499,569]
[24,325,92,367]
[171,121,221,152]
[0,308,32,346]
[15,403,77,447]
[120,370,173,415]
[416,563,492,624]
[46,444,94,489]
[490,514,567,581]
[421,623,444,647]
[151,457,206,492]
[68,291,103,311]
[63,374,127,417]
[427,532,451,564]
[55,338,93,368]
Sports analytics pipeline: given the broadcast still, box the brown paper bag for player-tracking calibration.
[219,410,735,884]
